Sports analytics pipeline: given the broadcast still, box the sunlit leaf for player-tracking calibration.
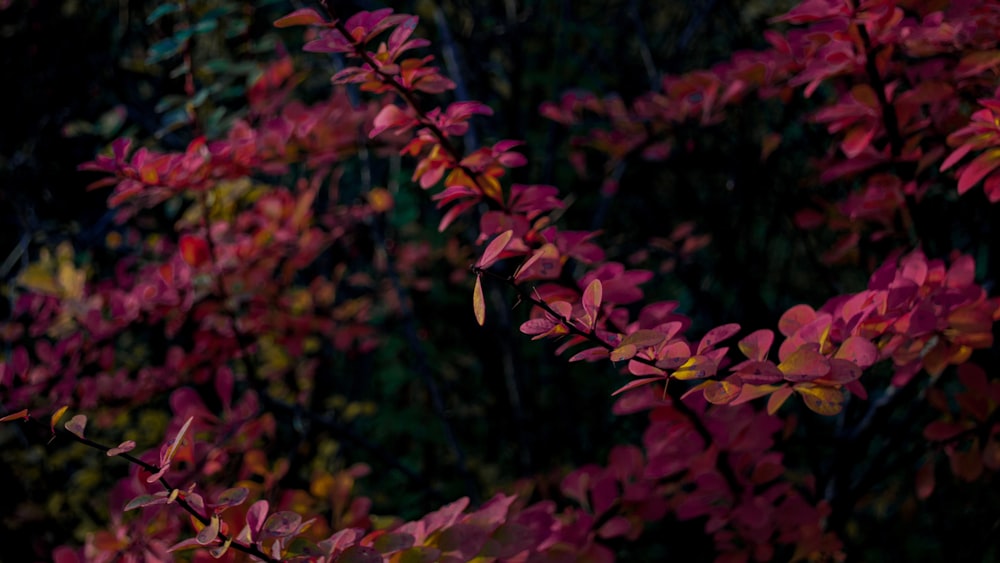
[778,345,829,381]
[50,406,69,434]
[196,514,221,545]
[795,384,844,415]
[673,355,715,380]
[0,409,29,423]
[610,343,637,363]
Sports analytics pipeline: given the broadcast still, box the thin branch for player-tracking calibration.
[473,267,743,497]
[17,416,279,562]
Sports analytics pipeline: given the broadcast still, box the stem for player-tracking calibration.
[855,21,918,245]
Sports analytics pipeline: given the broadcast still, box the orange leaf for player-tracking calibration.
[50,405,69,434]
[274,8,327,28]
[0,409,29,423]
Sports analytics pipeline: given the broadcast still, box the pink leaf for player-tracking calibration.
[65,415,87,438]
[477,230,514,269]
[107,440,136,456]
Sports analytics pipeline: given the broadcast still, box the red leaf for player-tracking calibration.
[958,148,1000,195]
[568,347,610,362]
[916,459,935,500]
[841,123,876,159]
[612,377,663,396]
[628,360,665,376]
[833,336,878,368]
[473,275,486,326]
[697,323,740,354]
[738,329,774,361]
[179,235,210,268]
[923,421,967,441]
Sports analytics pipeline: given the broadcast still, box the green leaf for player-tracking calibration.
[147,37,183,64]
[146,3,181,25]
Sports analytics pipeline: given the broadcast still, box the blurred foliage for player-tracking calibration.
[2,0,998,561]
